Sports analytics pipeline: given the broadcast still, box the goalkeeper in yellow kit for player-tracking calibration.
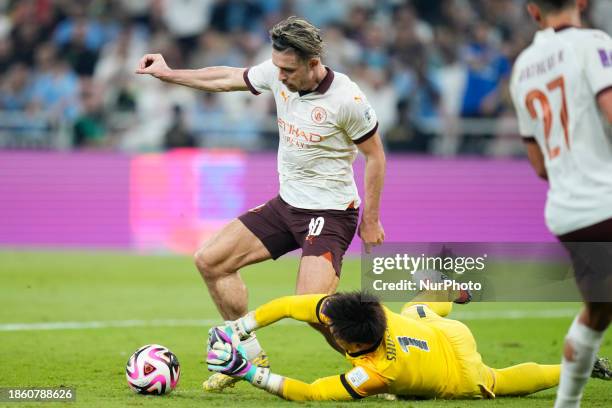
[206,292,611,401]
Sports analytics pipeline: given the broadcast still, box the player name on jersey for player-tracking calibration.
[517,50,565,82]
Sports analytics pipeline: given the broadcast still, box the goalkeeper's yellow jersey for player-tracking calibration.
[342,304,458,398]
[252,294,495,401]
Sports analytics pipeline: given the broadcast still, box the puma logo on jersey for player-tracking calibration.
[280,90,289,101]
[598,49,612,68]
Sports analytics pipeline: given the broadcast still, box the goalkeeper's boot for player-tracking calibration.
[437,246,472,304]
[452,286,472,304]
[591,357,612,380]
[439,272,472,304]
[203,349,270,392]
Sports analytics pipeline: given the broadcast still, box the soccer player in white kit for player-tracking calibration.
[510,1,612,407]
[136,16,386,391]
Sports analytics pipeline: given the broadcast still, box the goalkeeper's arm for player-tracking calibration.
[208,327,374,401]
[228,294,330,338]
[215,364,387,401]
[269,372,387,401]
[255,373,358,401]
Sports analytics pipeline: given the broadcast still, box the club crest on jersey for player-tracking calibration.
[598,49,612,68]
[311,106,327,124]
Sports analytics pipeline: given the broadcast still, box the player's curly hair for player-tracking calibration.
[323,291,387,346]
[269,16,323,60]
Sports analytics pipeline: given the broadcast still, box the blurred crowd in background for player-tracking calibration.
[0,0,611,155]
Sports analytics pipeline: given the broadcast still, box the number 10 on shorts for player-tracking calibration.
[308,217,325,237]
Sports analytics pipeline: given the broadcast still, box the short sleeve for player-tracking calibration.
[244,59,277,95]
[338,90,379,144]
[509,67,537,138]
[582,31,612,96]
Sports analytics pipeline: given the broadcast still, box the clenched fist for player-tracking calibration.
[135,53,170,77]
[358,219,385,254]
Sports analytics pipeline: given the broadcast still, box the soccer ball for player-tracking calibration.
[125,344,180,395]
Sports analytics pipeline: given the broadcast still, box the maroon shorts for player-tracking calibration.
[238,196,359,276]
[557,217,612,302]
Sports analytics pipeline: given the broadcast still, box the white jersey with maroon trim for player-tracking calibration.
[244,59,378,210]
[510,27,612,235]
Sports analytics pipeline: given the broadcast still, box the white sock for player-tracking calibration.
[554,316,604,408]
[240,333,263,361]
[241,311,259,333]
[248,367,283,395]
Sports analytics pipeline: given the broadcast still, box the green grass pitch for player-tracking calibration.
[1,251,610,407]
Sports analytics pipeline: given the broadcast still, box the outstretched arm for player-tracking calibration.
[228,294,329,338]
[276,367,388,401]
[274,373,385,401]
[209,361,386,401]
[207,331,387,401]
[135,53,248,92]
[207,296,389,400]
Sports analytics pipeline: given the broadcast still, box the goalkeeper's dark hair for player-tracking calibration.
[324,291,386,345]
[530,0,575,12]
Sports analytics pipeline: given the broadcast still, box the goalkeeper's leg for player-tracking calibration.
[401,300,453,318]
[490,358,610,397]
[491,363,560,396]
[409,269,473,310]
[400,269,474,319]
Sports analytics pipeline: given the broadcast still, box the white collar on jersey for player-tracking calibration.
[535,25,579,42]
